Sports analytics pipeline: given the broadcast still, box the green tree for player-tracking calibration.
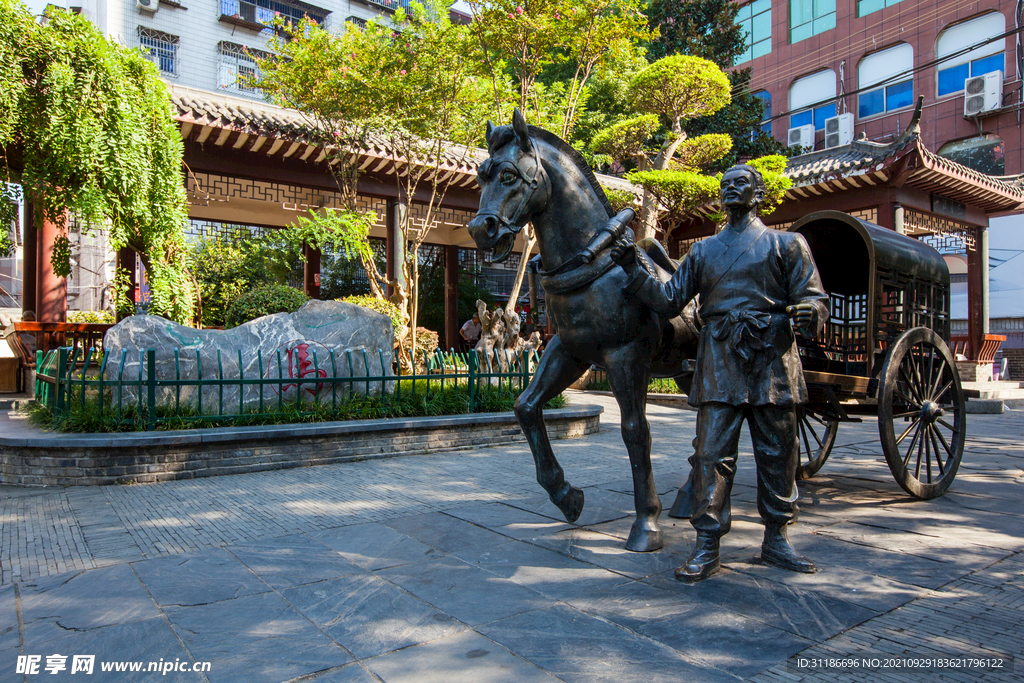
[592,55,789,241]
[260,0,490,357]
[646,0,744,68]
[646,0,789,167]
[591,54,731,240]
[0,1,194,322]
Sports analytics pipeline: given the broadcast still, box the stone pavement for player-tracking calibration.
[1,393,1022,682]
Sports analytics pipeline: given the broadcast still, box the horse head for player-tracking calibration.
[468,108,551,263]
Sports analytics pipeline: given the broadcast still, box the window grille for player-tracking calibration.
[138,27,179,76]
[218,42,270,95]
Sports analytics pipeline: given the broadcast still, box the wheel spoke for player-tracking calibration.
[924,425,933,482]
[805,416,825,448]
[913,427,925,479]
[932,423,954,460]
[926,346,936,400]
[899,367,924,405]
[908,346,928,401]
[799,418,813,462]
[892,411,919,418]
[932,380,953,406]
[936,417,959,433]
[929,358,948,401]
[895,417,921,447]
[903,420,924,467]
[928,425,946,476]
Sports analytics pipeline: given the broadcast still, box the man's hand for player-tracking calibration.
[786,304,817,331]
[610,234,636,272]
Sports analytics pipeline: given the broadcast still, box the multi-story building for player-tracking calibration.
[741,0,1018,176]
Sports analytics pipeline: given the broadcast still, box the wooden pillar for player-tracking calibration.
[967,227,988,359]
[21,198,36,317]
[876,200,895,231]
[303,243,321,299]
[443,245,459,351]
[35,206,66,324]
[115,247,136,321]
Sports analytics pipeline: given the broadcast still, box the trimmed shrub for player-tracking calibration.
[225,284,308,328]
[67,310,115,324]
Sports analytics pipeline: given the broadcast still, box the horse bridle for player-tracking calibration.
[476,149,547,235]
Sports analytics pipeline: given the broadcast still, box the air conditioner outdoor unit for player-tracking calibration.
[824,113,854,148]
[787,124,815,152]
[136,0,158,12]
[964,71,1002,117]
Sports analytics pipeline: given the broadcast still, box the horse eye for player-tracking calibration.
[500,170,517,184]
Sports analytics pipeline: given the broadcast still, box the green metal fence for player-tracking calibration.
[35,346,541,430]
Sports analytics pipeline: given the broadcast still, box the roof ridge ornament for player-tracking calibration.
[893,96,924,147]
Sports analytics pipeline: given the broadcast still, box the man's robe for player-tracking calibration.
[624,220,829,407]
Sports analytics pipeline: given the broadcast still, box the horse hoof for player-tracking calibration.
[625,523,663,553]
[553,486,585,523]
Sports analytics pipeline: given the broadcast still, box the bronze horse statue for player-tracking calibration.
[467,109,700,552]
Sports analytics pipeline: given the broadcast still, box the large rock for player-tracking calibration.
[102,300,394,411]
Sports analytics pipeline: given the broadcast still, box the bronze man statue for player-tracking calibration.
[611,164,829,583]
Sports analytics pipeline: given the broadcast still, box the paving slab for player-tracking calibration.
[227,534,365,589]
[131,547,271,607]
[364,630,561,683]
[376,557,550,626]
[165,591,351,683]
[282,572,464,659]
[566,579,813,678]
[311,522,441,571]
[478,603,737,683]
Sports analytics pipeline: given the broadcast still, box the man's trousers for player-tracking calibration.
[690,401,800,537]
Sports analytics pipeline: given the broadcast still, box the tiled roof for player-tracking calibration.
[168,84,638,196]
[168,84,486,188]
[781,100,1024,214]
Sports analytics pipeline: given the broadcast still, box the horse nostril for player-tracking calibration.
[468,214,497,238]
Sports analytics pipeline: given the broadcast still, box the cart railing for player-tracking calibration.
[35,346,541,430]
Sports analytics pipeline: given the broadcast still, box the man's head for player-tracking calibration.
[472,313,480,324]
[720,165,766,214]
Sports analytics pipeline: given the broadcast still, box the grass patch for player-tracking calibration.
[29,380,566,433]
[584,375,684,394]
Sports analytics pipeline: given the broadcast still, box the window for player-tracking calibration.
[219,0,327,33]
[736,0,772,65]
[218,42,268,95]
[754,90,772,136]
[938,135,1004,175]
[790,0,835,44]
[937,13,1005,97]
[790,70,836,130]
[858,0,901,18]
[858,43,914,118]
[138,27,179,76]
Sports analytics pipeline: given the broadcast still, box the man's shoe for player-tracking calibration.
[761,525,816,573]
[675,534,721,583]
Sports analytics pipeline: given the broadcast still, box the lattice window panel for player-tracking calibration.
[905,209,977,252]
[847,207,878,223]
[186,219,277,242]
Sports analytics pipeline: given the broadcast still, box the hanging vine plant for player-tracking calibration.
[0,0,193,322]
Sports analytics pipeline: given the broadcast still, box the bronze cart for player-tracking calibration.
[788,211,966,499]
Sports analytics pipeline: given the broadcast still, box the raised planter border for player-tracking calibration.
[0,405,602,487]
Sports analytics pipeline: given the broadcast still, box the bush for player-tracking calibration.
[67,310,115,324]
[341,294,407,343]
[224,284,308,328]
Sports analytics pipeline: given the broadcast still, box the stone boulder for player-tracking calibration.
[102,300,394,412]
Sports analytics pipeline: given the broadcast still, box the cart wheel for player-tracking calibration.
[795,406,839,480]
[878,327,966,499]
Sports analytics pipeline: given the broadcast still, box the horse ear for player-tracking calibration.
[485,120,495,145]
[511,108,532,153]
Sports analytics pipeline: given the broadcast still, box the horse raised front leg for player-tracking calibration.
[514,336,588,523]
[606,356,663,552]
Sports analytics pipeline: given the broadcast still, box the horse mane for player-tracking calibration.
[528,126,614,218]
